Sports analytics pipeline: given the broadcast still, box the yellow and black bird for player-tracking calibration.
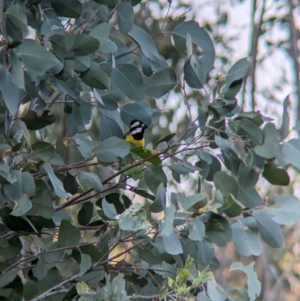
[125,120,148,148]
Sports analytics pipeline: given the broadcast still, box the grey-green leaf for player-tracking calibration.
[18,39,63,73]
[214,171,239,197]
[254,123,278,159]
[79,254,92,277]
[77,172,103,193]
[230,262,261,301]
[120,102,152,127]
[95,137,131,162]
[162,229,183,255]
[184,55,206,89]
[58,219,81,247]
[90,24,117,53]
[81,61,110,89]
[223,58,249,91]
[161,204,175,236]
[252,210,283,248]
[143,68,177,98]
[112,64,145,102]
[282,138,300,170]
[189,217,205,241]
[232,220,262,256]
[43,163,72,199]
[102,198,117,219]
[172,21,215,72]
[0,67,24,115]
[268,194,300,224]
[116,2,134,34]
[236,187,264,208]
[128,24,160,60]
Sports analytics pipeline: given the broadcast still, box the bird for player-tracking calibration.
[125,120,148,148]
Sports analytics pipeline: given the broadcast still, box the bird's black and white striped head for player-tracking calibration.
[129,120,148,140]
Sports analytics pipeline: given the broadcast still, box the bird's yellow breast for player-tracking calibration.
[125,133,145,148]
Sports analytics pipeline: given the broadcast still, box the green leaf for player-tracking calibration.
[237,151,262,188]
[156,133,176,145]
[10,49,25,89]
[262,162,290,186]
[81,61,110,89]
[120,102,152,127]
[188,217,205,241]
[252,210,283,248]
[118,203,151,231]
[79,254,92,277]
[0,237,20,260]
[162,229,183,255]
[143,68,177,98]
[214,171,239,197]
[209,98,237,117]
[144,165,167,195]
[77,172,102,193]
[222,194,242,217]
[34,252,47,280]
[74,133,98,158]
[268,194,300,224]
[97,193,131,214]
[282,138,300,169]
[78,202,94,226]
[236,187,264,208]
[0,270,17,288]
[172,21,215,72]
[21,110,56,130]
[32,141,55,162]
[237,118,263,145]
[43,163,72,199]
[63,172,79,195]
[130,148,161,165]
[71,34,100,55]
[95,137,131,162]
[11,196,32,216]
[51,0,82,18]
[112,64,145,102]
[197,238,214,266]
[128,25,160,60]
[18,39,63,73]
[205,154,222,181]
[232,218,262,256]
[222,58,249,96]
[205,213,232,247]
[184,55,206,89]
[100,111,124,141]
[169,162,198,174]
[278,95,290,140]
[161,205,175,236]
[197,292,213,301]
[5,4,28,40]
[90,24,117,53]
[254,123,278,159]
[93,0,118,5]
[230,262,261,301]
[207,280,227,301]
[0,66,24,116]
[177,193,207,211]
[27,194,54,219]
[58,219,81,247]
[102,198,117,219]
[151,183,166,213]
[116,2,134,34]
